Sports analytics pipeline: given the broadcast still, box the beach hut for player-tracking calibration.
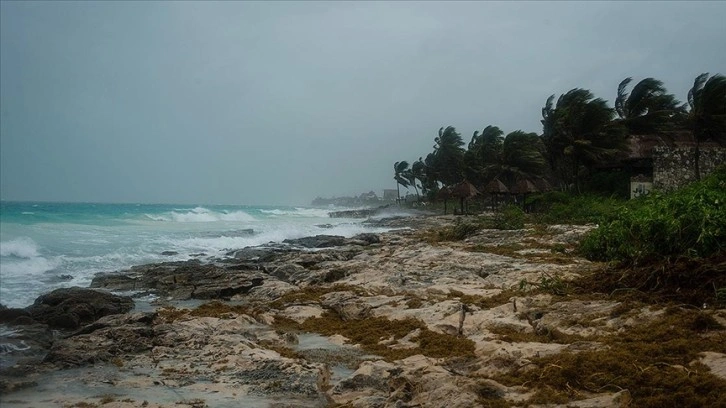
[510,179,539,211]
[483,178,510,210]
[450,180,480,215]
[436,186,452,215]
[532,177,553,193]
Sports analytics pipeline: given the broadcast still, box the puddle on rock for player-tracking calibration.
[292,333,377,387]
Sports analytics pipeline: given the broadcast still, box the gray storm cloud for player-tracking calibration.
[2,1,725,205]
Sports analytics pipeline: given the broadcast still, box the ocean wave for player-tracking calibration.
[259,207,332,218]
[1,255,59,277]
[145,207,256,223]
[0,237,40,258]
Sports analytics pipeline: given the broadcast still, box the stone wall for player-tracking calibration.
[653,146,726,191]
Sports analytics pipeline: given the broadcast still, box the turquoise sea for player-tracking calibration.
[0,201,385,308]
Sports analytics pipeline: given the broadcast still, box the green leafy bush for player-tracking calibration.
[490,204,525,230]
[527,192,624,225]
[580,166,726,263]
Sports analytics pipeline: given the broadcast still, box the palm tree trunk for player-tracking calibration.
[396,183,401,205]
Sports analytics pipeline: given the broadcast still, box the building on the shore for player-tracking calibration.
[611,131,726,198]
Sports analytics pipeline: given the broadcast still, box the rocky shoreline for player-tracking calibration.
[1,214,725,407]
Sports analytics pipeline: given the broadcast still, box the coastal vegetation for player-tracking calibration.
[580,166,726,264]
[393,73,725,201]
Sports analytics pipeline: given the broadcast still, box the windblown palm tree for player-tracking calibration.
[614,77,684,134]
[542,89,627,192]
[494,131,547,186]
[429,126,466,186]
[408,158,427,200]
[687,73,726,179]
[464,125,504,185]
[393,161,410,204]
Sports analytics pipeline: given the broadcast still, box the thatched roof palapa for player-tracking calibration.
[484,178,509,194]
[450,180,480,198]
[510,179,539,195]
[532,177,553,193]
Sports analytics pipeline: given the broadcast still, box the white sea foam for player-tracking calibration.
[146,207,257,223]
[0,203,392,308]
[0,237,41,258]
[1,256,59,277]
[259,207,332,218]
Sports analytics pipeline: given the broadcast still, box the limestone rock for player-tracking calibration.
[25,287,134,330]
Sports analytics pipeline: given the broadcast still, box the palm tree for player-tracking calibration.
[393,161,410,204]
[614,77,684,134]
[688,73,726,179]
[429,126,466,186]
[491,131,547,186]
[542,89,627,192]
[409,158,427,200]
[464,125,504,185]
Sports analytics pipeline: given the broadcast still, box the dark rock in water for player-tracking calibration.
[0,306,33,325]
[230,246,294,262]
[92,262,265,301]
[0,322,54,356]
[25,287,134,330]
[316,223,334,229]
[283,235,347,248]
[161,251,179,256]
[351,233,381,245]
[190,252,207,257]
[44,312,156,368]
[58,274,73,281]
[0,322,54,393]
[283,233,380,249]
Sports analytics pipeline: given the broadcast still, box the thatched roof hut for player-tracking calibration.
[483,178,509,210]
[450,180,480,198]
[532,177,553,193]
[483,178,510,194]
[450,180,480,214]
[510,179,539,195]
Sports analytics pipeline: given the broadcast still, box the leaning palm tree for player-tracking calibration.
[393,161,410,204]
[410,158,427,200]
[496,131,547,185]
[687,73,726,179]
[430,126,466,186]
[464,125,504,185]
[614,77,684,134]
[542,89,627,192]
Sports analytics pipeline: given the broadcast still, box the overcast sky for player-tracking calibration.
[1,1,725,205]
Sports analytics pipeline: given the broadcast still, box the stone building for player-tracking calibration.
[622,132,725,198]
[652,145,726,192]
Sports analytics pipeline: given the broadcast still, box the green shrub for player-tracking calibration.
[490,204,525,230]
[580,166,726,263]
[527,192,624,225]
[428,217,483,242]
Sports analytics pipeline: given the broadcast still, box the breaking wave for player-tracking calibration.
[0,237,40,258]
[145,207,256,223]
[259,207,332,218]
